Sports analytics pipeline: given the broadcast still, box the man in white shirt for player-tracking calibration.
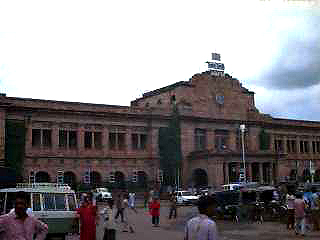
[184,195,218,240]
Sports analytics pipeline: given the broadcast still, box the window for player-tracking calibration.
[43,129,52,147]
[84,132,93,149]
[195,129,206,151]
[118,133,125,150]
[215,129,229,151]
[132,133,147,150]
[109,132,126,151]
[67,194,77,211]
[287,140,296,153]
[317,141,320,153]
[69,131,77,148]
[109,132,116,150]
[274,139,283,152]
[312,141,316,153]
[32,193,41,211]
[32,129,41,147]
[55,194,66,210]
[94,132,102,149]
[300,141,304,153]
[43,193,55,210]
[59,130,68,148]
[304,141,309,153]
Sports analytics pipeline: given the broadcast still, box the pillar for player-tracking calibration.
[259,163,263,184]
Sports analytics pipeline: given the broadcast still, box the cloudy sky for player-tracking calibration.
[0,0,319,121]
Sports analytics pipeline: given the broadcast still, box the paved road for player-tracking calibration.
[96,201,320,240]
[52,200,320,240]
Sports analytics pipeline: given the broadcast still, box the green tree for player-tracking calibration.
[259,129,270,150]
[5,120,25,179]
[158,106,182,186]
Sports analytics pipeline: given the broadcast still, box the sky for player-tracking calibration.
[0,0,320,121]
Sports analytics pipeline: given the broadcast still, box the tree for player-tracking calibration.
[158,106,182,187]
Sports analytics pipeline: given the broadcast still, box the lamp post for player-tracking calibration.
[240,124,246,183]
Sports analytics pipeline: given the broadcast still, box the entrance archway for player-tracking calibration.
[35,171,50,183]
[115,171,126,188]
[289,169,297,181]
[192,168,208,188]
[64,171,77,189]
[314,169,320,182]
[91,171,102,187]
[303,168,311,182]
[137,171,148,188]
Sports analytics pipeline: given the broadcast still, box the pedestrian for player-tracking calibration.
[102,199,116,240]
[184,195,219,240]
[128,192,138,213]
[286,190,295,230]
[311,187,320,231]
[149,197,160,227]
[0,191,48,240]
[122,196,135,233]
[144,190,149,209]
[168,192,177,220]
[76,194,98,240]
[294,192,305,236]
[114,193,124,223]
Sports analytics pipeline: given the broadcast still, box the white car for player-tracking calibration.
[175,190,199,205]
[93,188,112,202]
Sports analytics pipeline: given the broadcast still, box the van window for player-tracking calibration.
[5,192,31,214]
[43,193,55,210]
[5,192,16,213]
[0,192,5,214]
[67,194,77,211]
[32,193,41,211]
[55,194,66,210]
[43,193,67,211]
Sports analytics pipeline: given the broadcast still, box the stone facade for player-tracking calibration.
[1,71,320,189]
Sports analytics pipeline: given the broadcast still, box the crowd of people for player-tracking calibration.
[285,186,320,236]
[2,185,320,240]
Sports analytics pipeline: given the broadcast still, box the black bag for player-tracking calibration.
[103,228,116,240]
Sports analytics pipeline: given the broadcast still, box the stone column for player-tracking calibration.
[52,124,59,151]
[102,126,108,155]
[259,163,264,184]
[126,128,131,153]
[224,162,229,184]
[283,136,287,154]
[229,130,237,151]
[78,125,84,153]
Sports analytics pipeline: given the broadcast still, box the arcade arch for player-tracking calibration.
[35,171,51,183]
[192,168,208,188]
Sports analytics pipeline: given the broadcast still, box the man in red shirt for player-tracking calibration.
[294,192,305,236]
[149,197,160,227]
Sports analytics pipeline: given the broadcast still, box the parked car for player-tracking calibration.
[93,188,112,202]
[175,190,199,205]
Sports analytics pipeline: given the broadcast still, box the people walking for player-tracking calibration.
[0,191,48,240]
[311,187,320,231]
[76,194,98,240]
[294,192,306,236]
[286,190,295,230]
[128,192,138,213]
[150,197,160,227]
[122,196,135,233]
[102,199,116,240]
[115,193,124,223]
[144,190,149,209]
[184,195,218,240]
[168,192,177,220]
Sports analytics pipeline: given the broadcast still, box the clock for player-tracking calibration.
[216,95,224,105]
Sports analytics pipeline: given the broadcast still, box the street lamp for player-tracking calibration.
[240,124,246,183]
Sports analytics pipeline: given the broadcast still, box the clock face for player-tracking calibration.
[216,95,224,105]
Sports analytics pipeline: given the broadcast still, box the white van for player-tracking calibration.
[0,183,79,239]
[222,184,241,191]
[175,190,199,205]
